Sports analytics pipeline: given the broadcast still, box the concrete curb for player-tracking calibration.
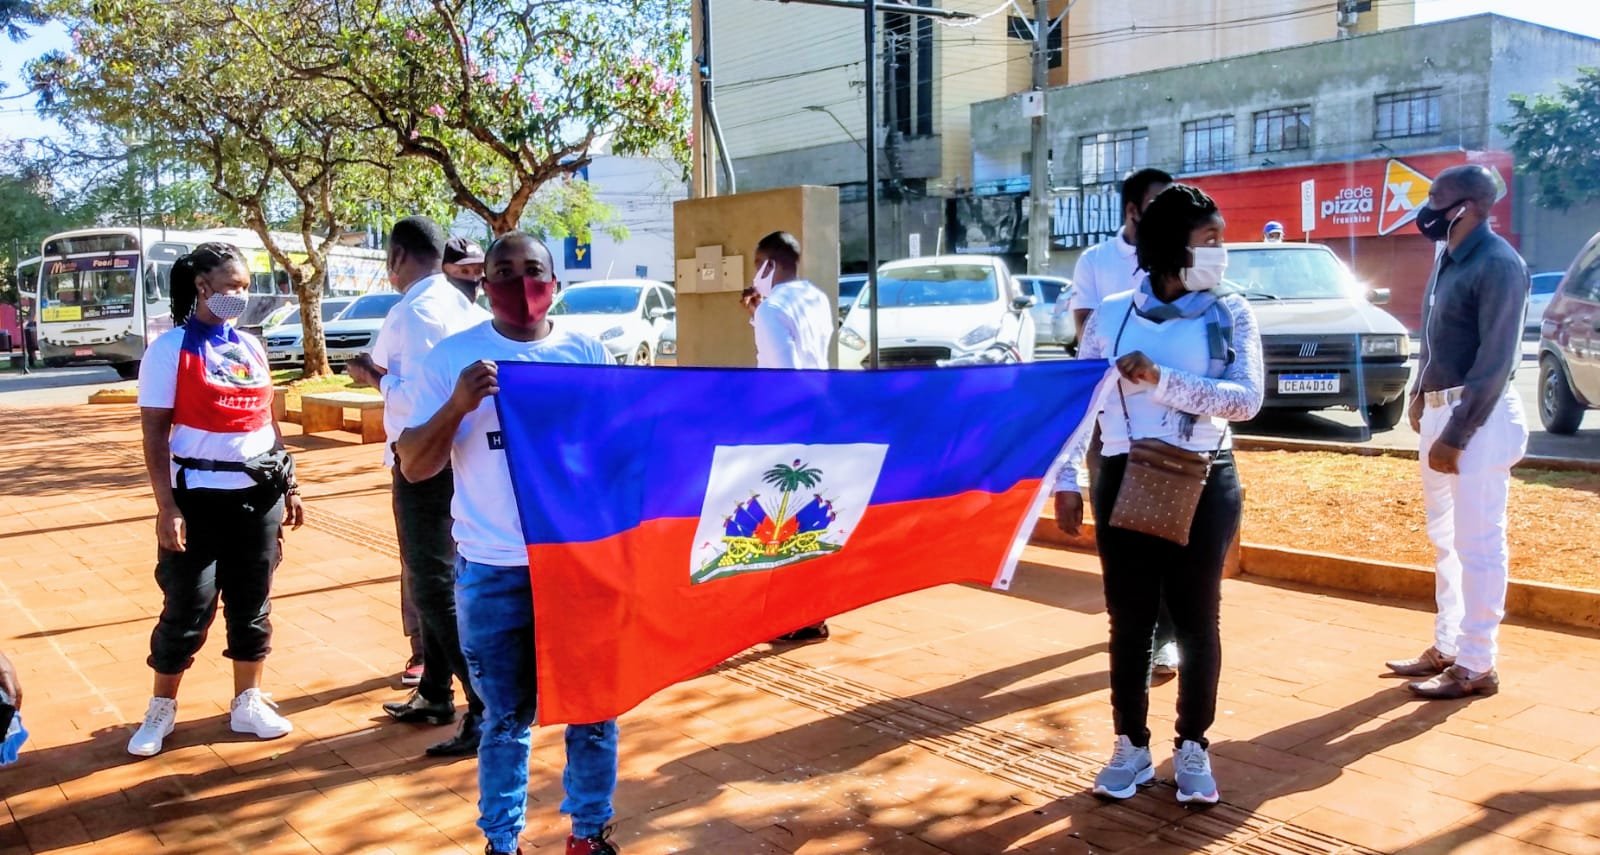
[87,389,138,404]
[1029,517,1600,632]
[1234,435,1600,475]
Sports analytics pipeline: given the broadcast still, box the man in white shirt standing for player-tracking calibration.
[348,216,490,758]
[742,231,836,643]
[1070,168,1173,337]
[398,233,621,855]
[1068,168,1183,682]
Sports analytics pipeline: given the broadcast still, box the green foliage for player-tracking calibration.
[1503,67,1600,211]
[250,0,690,233]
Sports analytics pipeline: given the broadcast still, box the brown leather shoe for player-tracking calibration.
[1385,646,1455,677]
[1408,665,1499,699]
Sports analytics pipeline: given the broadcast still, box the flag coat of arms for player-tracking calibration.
[495,360,1109,725]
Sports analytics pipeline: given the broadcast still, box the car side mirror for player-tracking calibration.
[1367,288,1391,306]
[648,307,667,320]
[1012,295,1036,311]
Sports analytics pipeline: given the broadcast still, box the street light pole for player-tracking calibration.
[772,0,973,369]
[864,0,880,369]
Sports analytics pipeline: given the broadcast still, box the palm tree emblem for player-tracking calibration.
[762,459,823,532]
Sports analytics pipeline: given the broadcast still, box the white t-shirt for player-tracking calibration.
[753,279,834,369]
[138,326,279,490]
[371,273,490,466]
[407,321,612,566]
[1068,231,1141,315]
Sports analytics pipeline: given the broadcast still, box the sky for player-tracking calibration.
[2,2,1600,144]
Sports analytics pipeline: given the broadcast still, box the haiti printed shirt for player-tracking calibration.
[138,319,278,491]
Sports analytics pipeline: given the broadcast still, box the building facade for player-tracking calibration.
[711,0,1412,269]
[965,14,1600,328]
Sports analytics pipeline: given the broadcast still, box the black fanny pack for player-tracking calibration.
[173,448,295,495]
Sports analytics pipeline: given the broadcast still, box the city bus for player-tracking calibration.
[24,227,387,378]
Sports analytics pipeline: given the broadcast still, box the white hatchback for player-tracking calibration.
[837,256,1036,369]
[548,280,676,365]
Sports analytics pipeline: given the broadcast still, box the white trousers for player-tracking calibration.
[1418,390,1529,674]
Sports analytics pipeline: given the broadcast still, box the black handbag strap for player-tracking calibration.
[1108,299,1228,456]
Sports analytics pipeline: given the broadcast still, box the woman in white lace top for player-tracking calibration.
[1053,184,1264,807]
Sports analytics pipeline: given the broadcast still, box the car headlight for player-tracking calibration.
[1361,334,1407,358]
[600,326,625,341]
[840,327,867,351]
[658,339,676,355]
[959,325,1000,348]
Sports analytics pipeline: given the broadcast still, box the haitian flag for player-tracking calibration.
[495,360,1110,725]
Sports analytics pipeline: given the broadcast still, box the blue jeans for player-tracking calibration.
[455,558,619,851]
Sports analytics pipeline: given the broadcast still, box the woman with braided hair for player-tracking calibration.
[129,242,304,757]
[1053,184,1264,805]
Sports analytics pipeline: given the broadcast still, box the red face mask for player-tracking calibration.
[484,274,556,328]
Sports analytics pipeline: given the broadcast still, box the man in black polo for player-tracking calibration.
[1386,164,1529,700]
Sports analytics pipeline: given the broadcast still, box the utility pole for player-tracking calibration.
[1026,0,1051,275]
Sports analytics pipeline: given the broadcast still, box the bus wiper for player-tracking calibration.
[1243,292,1281,301]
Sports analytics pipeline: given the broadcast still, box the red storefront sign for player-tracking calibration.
[1185,150,1515,242]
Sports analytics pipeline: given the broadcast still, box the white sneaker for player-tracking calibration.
[1092,735,1155,800]
[1175,739,1220,805]
[230,689,293,739]
[1153,641,1181,669]
[127,697,177,757]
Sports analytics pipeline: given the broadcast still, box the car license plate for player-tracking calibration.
[269,351,289,362]
[74,348,94,357]
[1278,373,1339,394]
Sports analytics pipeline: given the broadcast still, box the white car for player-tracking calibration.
[322,291,402,367]
[549,279,676,365]
[1016,274,1074,351]
[261,297,356,368]
[837,255,1036,369]
[1528,272,1562,331]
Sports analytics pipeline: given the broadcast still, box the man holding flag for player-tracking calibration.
[744,230,836,644]
[397,233,621,855]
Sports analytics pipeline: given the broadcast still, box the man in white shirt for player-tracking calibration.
[1067,168,1181,680]
[347,216,490,758]
[397,233,622,855]
[742,231,836,643]
[1070,168,1172,338]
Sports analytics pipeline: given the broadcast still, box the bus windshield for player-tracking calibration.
[39,255,140,322]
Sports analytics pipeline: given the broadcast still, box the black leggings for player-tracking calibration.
[1093,452,1241,749]
[148,486,283,674]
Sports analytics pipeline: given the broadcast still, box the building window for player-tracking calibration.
[1006,16,1062,69]
[1079,129,1149,185]
[1375,89,1441,140]
[1251,106,1312,154]
[1182,116,1234,173]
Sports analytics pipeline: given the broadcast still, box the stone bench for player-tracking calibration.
[300,391,384,443]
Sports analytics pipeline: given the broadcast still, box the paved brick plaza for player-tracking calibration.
[1,404,1598,854]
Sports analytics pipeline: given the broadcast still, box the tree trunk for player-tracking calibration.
[296,271,331,377]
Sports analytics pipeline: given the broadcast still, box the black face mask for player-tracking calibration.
[1415,198,1469,242]
[448,276,479,297]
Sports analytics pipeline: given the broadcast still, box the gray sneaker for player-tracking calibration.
[1174,740,1220,805]
[1093,735,1154,800]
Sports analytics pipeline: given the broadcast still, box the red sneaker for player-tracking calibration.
[567,826,619,855]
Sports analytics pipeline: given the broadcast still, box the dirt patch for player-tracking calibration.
[1235,451,1600,591]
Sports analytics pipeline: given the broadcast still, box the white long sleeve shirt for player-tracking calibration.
[753,279,834,369]
[1055,289,1264,492]
[371,273,490,466]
